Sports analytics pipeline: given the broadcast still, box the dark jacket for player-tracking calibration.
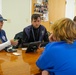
[0,30,7,43]
[23,25,49,44]
[0,30,9,50]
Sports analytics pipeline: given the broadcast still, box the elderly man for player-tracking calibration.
[0,14,18,52]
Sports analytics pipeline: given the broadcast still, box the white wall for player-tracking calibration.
[2,0,31,39]
[0,0,2,14]
[74,0,76,15]
[65,0,75,19]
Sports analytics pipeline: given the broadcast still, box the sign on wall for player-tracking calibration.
[34,0,48,21]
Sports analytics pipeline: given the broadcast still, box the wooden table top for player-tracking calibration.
[0,48,44,75]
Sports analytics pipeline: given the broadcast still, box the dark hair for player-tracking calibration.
[73,16,76,21]
[31,14,41,21]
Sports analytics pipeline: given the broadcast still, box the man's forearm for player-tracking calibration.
[0,40,11,51]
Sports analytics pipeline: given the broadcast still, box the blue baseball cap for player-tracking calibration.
[0,14,7,21]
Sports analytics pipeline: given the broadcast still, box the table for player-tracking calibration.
[0,48,44,75]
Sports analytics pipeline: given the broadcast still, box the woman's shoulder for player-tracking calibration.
[45,41,66,51]
[46,41,65,47]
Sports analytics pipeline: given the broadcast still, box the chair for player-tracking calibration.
[13,31,23,48]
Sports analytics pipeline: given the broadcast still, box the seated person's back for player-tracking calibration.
[36,18,76,75]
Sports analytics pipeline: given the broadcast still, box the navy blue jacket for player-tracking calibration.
[0,30,9,50]
[23,25,49,43]
[0,29,7,43]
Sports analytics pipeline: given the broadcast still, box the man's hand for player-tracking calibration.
[42,70,49,75]
[10,39,18,46]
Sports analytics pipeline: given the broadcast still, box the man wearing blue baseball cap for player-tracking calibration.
[0,14,18,52]
[0,14,8,44]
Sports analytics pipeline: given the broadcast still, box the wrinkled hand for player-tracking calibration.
[38,44,41,49]
[10,39,18,46]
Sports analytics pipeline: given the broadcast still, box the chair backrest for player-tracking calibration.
[14,31,23,48]
[14,31,23,39]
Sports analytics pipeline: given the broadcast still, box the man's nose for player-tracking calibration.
[36,22,39,25]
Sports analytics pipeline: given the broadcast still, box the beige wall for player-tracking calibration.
[2,0,31,39]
